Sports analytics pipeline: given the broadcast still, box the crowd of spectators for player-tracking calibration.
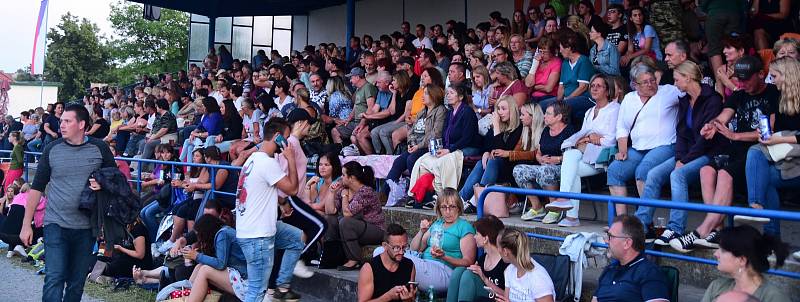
[1,0,800,301]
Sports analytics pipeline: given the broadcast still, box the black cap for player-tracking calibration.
[286,108,316,124]
[733,56,764,80]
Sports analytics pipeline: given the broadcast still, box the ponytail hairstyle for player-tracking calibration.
[194,214,226,256]
[342,161,376,189]
[718,225,789,274]
[499,228,534,272]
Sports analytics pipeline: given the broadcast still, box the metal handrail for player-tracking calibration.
[476,186,800,280]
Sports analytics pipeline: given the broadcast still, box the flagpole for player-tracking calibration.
[39,0,49,108]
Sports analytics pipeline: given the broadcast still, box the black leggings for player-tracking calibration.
[268,196,327,289]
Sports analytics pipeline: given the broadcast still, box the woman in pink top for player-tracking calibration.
[1,183,46,257]
[525,35,562,103]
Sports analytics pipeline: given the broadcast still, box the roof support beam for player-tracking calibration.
[345,0,355,65]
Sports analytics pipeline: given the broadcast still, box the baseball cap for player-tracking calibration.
[733,56,763,80]
[286,108,317,124]
[216,69,227,77]
[346,67,366,78]
[397,56,415,66]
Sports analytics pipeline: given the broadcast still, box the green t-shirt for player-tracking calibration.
[422,217,475,267]
[701,277,790,302]
[352,82,377,123]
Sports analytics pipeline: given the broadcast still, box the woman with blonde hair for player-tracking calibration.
[376,188,476,294]
[742,57,800,239]
[471,65,493,116]
[538,74,620,226]
[496,229,555,302]
[504,102,544,216]
[460,96,523,213]
[494,26,511,49]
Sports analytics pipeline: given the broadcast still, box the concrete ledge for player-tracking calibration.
[382,206,800,297]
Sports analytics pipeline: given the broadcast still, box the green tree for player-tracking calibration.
[107,1,188,84]
[44,13,111,101]
[14,66,36,82]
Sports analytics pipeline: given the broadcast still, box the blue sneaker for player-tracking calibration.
[0,240,8,250]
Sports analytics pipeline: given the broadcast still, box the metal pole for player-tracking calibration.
[39,1,49,107]
[208,16,216,54]
[345,0,355,65]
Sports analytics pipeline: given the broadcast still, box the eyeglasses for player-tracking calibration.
[440,205,459,211]
[636,78,657,86]
[590,84,607,89]
[384,243,408,253]
[604,231,631,241]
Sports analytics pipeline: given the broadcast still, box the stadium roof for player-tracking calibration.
[127,0,348,17]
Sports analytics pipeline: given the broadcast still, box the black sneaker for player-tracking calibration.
[694,230,720,249]
[464,204,477,214]
[422,200,436,210]
[653,229,679,246]
[272,288,301,302]
[669,231,699,253]
[403,198,416,209]
[644,228,657,244]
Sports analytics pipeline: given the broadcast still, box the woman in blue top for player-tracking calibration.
[185,214,248,302]
[179,97,223,163]
[621,7,663,66]
[540,32,596,127]
[375,188,476,294]
[407,83,480,207]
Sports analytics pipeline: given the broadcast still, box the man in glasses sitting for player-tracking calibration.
[358,223,417,302]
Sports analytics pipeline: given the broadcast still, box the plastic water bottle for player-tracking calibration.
[427,285,435,301]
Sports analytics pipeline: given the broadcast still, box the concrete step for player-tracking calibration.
[382,206,800,297]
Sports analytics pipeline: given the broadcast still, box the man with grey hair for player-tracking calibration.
[661,40,691,85]
[606,64,681,227]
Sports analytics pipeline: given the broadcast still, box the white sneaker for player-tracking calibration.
[793,250,800,261]
[545,200,574,212]
[557,218,580,227]
[157,240,175,254]
[13,245,27,258]
[6,251,13,258]
[733,215,770,225]
[293,261,314,278]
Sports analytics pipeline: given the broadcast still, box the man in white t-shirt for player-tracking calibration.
[412,24,433,50]
[236,118,305,302]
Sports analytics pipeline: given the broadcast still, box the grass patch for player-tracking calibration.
[2,248,157,302]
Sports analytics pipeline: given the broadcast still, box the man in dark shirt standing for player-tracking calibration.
[20,104,117,302]
[605,4,628,57]
[43,102,64,148]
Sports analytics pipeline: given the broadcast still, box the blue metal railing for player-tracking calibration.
[14,150,315,205]
[476,186,800,280]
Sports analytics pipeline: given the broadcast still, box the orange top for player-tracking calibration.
[409,88,426,120]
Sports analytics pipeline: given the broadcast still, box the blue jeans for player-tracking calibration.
[607,144,675,186]
[539,96,595,126]
[238,221,304,302]
[459,157,504,202]
[125,133,145,156]
[140,200,167,242]
[746,147,800,236]
[27,138,42,152]
[43,224,97,302]
[636,155,709,234]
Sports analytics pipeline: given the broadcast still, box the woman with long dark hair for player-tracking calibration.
[179,97,223,163]
[701,225,789,302]
[332,161,383,271]
[185,214,249,302]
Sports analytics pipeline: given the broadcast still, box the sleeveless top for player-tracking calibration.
[370,255,414,301]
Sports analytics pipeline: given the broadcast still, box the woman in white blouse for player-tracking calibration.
[606,64,681,215]
[545,74,620,226]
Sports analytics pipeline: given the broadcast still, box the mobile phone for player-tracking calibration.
[275,134,288,151]
[407,281,418,290]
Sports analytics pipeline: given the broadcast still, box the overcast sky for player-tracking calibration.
[0,0,114,72]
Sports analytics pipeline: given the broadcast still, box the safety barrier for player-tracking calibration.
[476,186,800,279]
